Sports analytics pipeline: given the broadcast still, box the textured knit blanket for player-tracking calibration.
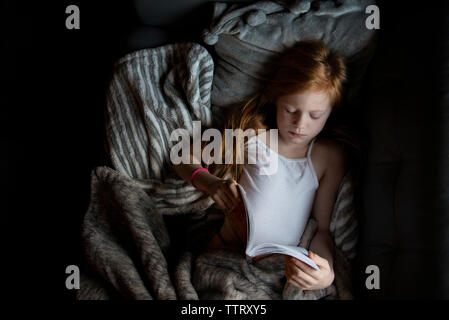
[77,166,355,300]
[76,42,357,300]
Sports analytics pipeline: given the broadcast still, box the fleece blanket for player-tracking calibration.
[77,42,357,299]
[76,166,354,300]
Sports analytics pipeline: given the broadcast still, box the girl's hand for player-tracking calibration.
[205,178,241,213]
[285,251,335,290]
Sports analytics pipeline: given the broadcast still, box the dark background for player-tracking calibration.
[5,0,449,302]
[4,0,217,301]
[4,1,136,300]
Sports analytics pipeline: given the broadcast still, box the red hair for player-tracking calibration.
[204,39,355,182]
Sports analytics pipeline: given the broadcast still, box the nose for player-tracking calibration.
[292,112,306,130]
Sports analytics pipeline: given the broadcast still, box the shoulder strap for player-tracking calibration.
[306,138,316,159]
[306,138,319,188]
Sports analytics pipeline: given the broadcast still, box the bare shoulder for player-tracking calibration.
[311,137,346,181]
[321,137,345,160]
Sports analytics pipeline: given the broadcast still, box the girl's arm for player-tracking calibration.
[285,141,347,290]
[309,141,346,267]
[171,149,241,213]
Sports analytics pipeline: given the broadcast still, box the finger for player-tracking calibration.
[222,186,239,208]
[309,251,329,268]
[230,188,242,207]
[220,188,236,211]
[285,265,299,282]
[220,180,238,206]
[212,194,227,212]
[216,189,235,211]
[286,261,316,286]
[291,257,320,279]
[228,180,240,202]
[213,196,227,212]
[288,256,320,281]
[294,269,316,286]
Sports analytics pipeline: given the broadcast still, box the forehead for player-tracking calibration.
[276,90,331,111]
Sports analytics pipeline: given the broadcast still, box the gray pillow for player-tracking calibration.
[202,0,378,125]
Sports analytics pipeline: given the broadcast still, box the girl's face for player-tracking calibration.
[275,90,332,146]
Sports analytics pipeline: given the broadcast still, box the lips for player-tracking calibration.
[289,131,305,137]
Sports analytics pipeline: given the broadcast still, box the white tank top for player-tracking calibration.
[235,133,319,248]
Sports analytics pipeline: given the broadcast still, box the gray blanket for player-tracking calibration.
[77,166,354,300]
[104,42,215,181]
[77,42,357,299]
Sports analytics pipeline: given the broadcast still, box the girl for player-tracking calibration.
[172,39,351,291]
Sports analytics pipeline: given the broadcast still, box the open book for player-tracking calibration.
[237,184,320,271]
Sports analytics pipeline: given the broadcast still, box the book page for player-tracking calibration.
[251,243,320,270]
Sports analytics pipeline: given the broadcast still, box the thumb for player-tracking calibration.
[308,250,315,259]
[309,251,327,267]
